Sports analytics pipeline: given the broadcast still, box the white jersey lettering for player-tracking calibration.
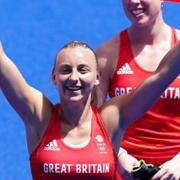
[44,163,72,173]
[115,87,180,99]
[44,163,110,174]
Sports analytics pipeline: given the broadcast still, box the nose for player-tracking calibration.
[127,0,141,4]
[130,0,140,2]
[69,69,79,82]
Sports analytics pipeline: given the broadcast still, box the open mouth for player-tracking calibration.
[65,86,82,91]
[131,8,145,16]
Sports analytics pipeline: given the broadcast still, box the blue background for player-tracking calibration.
[0,1,180,179]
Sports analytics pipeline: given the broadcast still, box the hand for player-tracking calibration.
[118,149,139,180]
[152,154,180,180]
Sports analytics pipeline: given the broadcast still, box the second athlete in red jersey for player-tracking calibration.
[109,29,180,166]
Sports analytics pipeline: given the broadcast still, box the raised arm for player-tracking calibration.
[0,42,52,134]
[100,40,180,150]
[120,40,180,128]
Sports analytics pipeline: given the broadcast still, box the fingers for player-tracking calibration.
[152,168,177,180]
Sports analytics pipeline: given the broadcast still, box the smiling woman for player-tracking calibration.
[0,39,180,180]
[96,0,180,179]
[52,41,99,104]
[0,40,121,180]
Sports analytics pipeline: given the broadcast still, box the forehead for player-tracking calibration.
[56,46,96,66]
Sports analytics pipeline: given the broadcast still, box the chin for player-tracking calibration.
[137,18,151,27]
[66,95,85,103]
[62,92,91,105]
[69,97,83,102]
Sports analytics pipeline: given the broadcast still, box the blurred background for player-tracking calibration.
[0,0,180,179]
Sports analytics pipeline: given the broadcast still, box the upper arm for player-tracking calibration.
[119,28,180,127]
[99,97,126,153]
[99,73,167,151]
[96,45,111,106]
[0,43,54,154]
[100,100,121,138]
[96,35,120,106]
[118,46,180,129]
[0,44,52,126]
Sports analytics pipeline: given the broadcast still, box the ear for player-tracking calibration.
[94,72,100,86]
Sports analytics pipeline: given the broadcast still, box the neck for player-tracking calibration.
[129,16,169,44]
[60,96,93,127]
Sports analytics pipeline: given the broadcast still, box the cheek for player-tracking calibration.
[55,73,67,82]
[55,81,66,95]
[53,75,66,89]
[83,76,98,88]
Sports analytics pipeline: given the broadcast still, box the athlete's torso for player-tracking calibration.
[109,28,180,165]
[30,104,121,180]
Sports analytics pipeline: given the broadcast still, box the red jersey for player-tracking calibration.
[109,29,180,166]
[30,104,121,180]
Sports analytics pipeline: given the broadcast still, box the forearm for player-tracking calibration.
[120,40,180,128]
[172,152,180,162]
[143,39,180,97]
[155,40,180,82]
[0,50,29,98]
[0,43,34,115]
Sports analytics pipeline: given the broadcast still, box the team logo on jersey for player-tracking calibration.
[95,134,108,154]
[95,135,104,143]
[117,63,134,75]
[44,139,60,151]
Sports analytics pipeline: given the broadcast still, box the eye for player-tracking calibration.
[59,65,72,74]
[78,65,90,74]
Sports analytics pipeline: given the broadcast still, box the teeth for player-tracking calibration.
[131,9,144,15]
[67,86,81,91]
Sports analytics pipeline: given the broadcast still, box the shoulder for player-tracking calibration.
[99,96,124,139]
[96,33,120,59]
[25,93,54,137]
[96,33,121,76]
[26,99,54,154]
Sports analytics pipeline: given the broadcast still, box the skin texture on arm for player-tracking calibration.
[100,40,180,152]
[99,40,180,180]
[0,42,53,154]
[97,0,180,178]
[96,34,119,106]
[123,39,180,127]
[97,30,180,179]
[95,21,140,180]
